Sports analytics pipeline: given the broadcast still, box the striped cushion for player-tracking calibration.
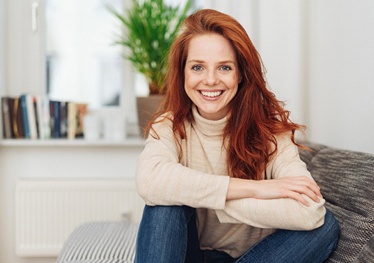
[56,221,138,263]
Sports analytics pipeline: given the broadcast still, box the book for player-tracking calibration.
[32,96,40,138]
[39,96,51,139]
[19,95,30,138]
[18,94,40,139]
[1,97,14,138]
[67,102,77,139]
[25,94,38,139]
[49,100,61,138]
[12,97,25,138]
[60,101,68,138]
[34,95,50,139]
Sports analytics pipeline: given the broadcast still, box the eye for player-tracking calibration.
[191,65,203,71]
[220,65,232,71]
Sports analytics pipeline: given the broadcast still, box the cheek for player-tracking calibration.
[184,69,190,86]
[225,76,239,90]
[184,72,192,94]
[184,72,199,88]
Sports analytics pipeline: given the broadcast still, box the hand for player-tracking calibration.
[251,176,322,206]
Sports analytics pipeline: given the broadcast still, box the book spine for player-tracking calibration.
[67,102,77,139]
[31,96,39,139]
[12,98,24,138]
[51,100,61,138]
[35,96,43,139]
[1,97,13,138]
[7,97,16,138]
[60,101,68,138]
[19,95,30,138]
[39,96,51,139]
[24,95,37,139]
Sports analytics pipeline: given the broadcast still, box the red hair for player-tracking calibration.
[149,9,304,180]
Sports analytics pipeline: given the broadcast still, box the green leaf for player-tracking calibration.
[107,0,194,94]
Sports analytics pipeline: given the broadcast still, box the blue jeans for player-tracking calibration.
[135,205,340,263]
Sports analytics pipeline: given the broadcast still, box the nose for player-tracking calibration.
[203,70,219,86]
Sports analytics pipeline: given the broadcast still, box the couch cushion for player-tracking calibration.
[298,143,328,165]
[356,236,374,262]
[300,142,374,262]
[56,221,138,263]
[324,203,374,262]
[300,142,374,217]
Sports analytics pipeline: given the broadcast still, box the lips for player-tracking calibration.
[200,90,223,98]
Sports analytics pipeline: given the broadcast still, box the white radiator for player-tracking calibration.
[15,178,144,257]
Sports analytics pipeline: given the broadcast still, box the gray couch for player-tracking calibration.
[300,142,374,262]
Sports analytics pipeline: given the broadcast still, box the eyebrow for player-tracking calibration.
[186,59,236,64]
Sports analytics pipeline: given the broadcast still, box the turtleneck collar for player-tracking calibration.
[191,106,227,136]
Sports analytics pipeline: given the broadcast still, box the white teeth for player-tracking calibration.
[200,91,222,97]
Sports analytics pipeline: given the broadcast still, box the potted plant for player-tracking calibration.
[108,0,193,136]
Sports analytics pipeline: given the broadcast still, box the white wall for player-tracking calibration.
[306,1,374,153]
[0,0,5,95]
[6,0,45,96]
[205,0,374,153]
[256,0,306,124]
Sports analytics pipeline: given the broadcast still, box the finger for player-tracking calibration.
[293,177,322,197]
[300,187,320,203]
[288,181,321,203]
[287,191,310,207]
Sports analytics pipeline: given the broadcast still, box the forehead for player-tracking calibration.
[186,33,236,61]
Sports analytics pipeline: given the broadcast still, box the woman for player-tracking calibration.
[135,9,340,263]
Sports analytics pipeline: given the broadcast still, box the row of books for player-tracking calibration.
[1,95,87,139]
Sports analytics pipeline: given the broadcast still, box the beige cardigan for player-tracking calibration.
[136,107,326,258]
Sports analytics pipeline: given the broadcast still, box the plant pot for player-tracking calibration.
[136,95,165,138]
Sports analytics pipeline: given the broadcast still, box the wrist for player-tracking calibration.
[226,177,255,200]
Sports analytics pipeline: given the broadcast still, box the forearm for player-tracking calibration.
[217,196,326,230]
[136,153,230,209]
[224,175,325,229]
[226,177,256,200]
[227,176,322,206]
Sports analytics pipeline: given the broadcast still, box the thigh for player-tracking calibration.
[135,205,202,263]
[235,209,340,263]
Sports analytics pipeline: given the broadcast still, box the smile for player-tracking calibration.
[200,90,223,98]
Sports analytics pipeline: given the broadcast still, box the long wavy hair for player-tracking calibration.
[148,9,304,180]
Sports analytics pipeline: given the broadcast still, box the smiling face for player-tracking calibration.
[184,34,241,120]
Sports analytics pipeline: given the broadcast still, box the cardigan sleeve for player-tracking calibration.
[136,117,230,210]
[215,134,326,230]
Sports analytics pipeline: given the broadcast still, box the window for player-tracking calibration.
[45,0,123,109]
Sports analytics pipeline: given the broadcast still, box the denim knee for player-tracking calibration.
[135,205,198,263]
[142,205,195,225]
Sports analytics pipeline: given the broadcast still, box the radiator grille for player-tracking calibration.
[15,179,144,257]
